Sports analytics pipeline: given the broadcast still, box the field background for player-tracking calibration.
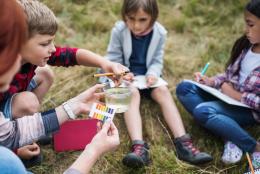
[31,0,259,173]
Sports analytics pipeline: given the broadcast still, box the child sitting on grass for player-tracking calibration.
[102,0,212,168]
[0,0,128,168]
[176,0,260,171]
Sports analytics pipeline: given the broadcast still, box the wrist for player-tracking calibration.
[101,59,111,71]
[84,143,101,159]
[62,100,81,119]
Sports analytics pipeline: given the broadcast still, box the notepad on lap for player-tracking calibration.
[53,119,98,152]
[184,79,251,108]
[132,75,168,89]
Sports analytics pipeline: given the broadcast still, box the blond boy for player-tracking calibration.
[0,0,127,167]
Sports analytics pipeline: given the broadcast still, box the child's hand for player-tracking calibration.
[102,61,129,87]
[123,72,134,82]
[102,62,129,75]
[146,75,158,87]
[69,84,105,115]
[17,143,40,160]
[86,122,120,156]
[194,72,214,86]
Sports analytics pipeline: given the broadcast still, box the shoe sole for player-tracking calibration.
[122,154,150,168]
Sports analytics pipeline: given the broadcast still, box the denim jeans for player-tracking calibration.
[176,81,257,153]
[0,146,30,174]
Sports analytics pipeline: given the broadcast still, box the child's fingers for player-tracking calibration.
[28,148,40,156]
[94,92,105,100]
[194,72,202,82]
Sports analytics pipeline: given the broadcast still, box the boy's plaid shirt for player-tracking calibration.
[0,47,78,102]
[213,49,260,121]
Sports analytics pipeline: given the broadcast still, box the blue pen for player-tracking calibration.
[201,62,210,75]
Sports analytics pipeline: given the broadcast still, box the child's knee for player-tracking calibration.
[154,85,169,95]
[13,92,40,114]
[130,87,140,99]
[36,66,54,84]
[193,104,217,124]
[176,81,193,97]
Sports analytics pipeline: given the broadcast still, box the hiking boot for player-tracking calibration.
[174,134,213,165]
[122,140,150,168]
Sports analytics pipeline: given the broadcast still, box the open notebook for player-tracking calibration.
[132,75,168,89]
[53,119,98,152]
[184,79,251,108]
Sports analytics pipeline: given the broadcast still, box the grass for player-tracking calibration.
[31,0,260,173]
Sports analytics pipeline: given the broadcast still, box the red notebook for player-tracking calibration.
[53,119,98,152]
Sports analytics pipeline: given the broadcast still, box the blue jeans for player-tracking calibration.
[176,81,257,153]
[0,146,31,174]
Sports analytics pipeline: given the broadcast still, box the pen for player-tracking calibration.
[201,62,210,76]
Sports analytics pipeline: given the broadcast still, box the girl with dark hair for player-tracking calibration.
[176,0,260,168]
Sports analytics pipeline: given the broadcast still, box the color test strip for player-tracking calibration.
[89,103,116,122]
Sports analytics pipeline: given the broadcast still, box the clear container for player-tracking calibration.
[105,87,132,113]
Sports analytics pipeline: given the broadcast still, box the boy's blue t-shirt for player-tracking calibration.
[129,30,153,75]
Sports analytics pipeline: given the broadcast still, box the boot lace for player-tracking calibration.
[183,139,200,155]
[132,144,146,156]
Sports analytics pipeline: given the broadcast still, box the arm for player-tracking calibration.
[47,47,78,67]
[76,48,128,75]
[221,82,260,111]
[0,84,104,150]
[146,36,165,78]
[64,122,120,174]
[105,27,124,65]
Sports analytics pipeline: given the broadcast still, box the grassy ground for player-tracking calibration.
[31,0,260,173]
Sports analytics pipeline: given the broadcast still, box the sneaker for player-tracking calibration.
[221,141,243,164]
[174,134,213,165]
[122,140,150,168]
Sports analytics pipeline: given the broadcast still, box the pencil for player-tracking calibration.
[246,152,255,174]
[93,71,129,77]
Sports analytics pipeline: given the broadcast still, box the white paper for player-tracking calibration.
[184,79,251,108]
[132,75,168,89]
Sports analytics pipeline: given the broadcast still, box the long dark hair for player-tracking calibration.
[226,0,260,68]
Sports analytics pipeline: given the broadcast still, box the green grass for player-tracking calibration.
[31,0,260,173]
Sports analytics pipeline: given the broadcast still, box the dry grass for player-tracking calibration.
[29,0,260,173]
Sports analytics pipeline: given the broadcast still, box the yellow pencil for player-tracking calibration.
[246,152,255,174]
[93,71,129,77]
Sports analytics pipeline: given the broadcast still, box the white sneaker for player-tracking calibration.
[221,141,243,164]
